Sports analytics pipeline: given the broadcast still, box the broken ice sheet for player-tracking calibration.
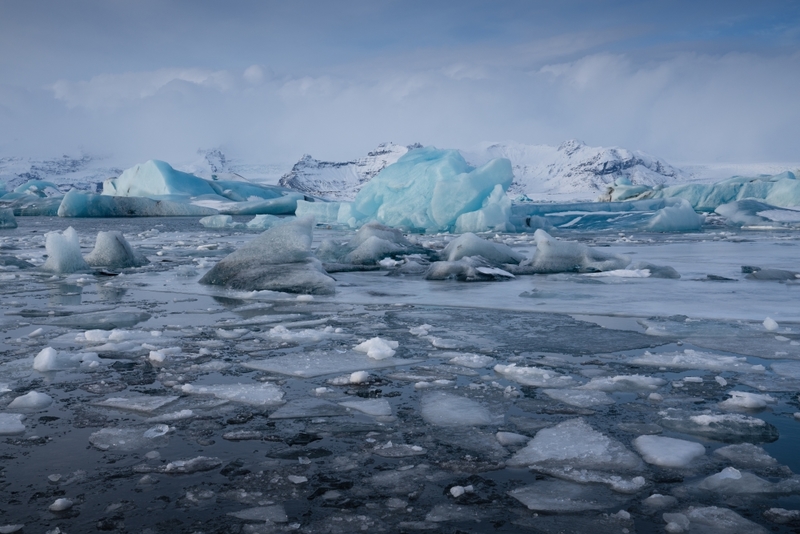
[507,419,642,471]
[420,391,495,426]
[542,388,614,407]
[508,479,631,512]
[94,395,179,413]
[631,349,766,373]
[493,363,576,387]
[338,398,392,417]
[180,382,284,406]
[268,398,350,419]
[227,504,288,523]
[89,425,170,451]
[659,409,779,443]
[242,350,422,378]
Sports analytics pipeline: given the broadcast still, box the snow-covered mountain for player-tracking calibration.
[461,139,688,201]
[277,140,688,202]
[278,143,421,201]
[0,154,122,193]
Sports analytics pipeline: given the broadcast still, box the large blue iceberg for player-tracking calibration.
[297,147,513,233]
[102,160,303,215]
[607,171,800,211]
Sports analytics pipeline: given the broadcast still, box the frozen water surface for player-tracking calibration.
[1,216,800,532]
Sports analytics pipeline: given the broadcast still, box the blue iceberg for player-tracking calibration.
[102,160,302,215]
[297,148,513,233]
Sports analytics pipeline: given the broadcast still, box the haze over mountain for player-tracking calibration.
[1,1,798,166]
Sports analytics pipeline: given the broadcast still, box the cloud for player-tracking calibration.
[51,68,235,110]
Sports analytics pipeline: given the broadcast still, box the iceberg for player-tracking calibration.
[57,189,217,217]
[102,159,301,214]
[41,226,89,273]
[0,207,16,228]
[606,171,800,211]
[199,216,335,294]
[440,232,524,264]
[199,214,244,229]
[84,231,149,269]
[646,199,705,232]
[715,199,800,227]
[523,229,630,273]
[316,222,427,265]
[342,147,513,232]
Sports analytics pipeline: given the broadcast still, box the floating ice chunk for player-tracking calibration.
[713,443,779,469]
[7,391,53,412]
[532,466,646,493]
[32,347,101,372]
[440,233,524,264]
[764,508,800,524]
[659,409,779,443]
[268,397,349,419]
[41,227,88,273]
[425,503,484,522]
[677,506,769,534]
[0,524,24,533]
[199,216,335,294]
[243,350,422,378]
[447,353,496,369]
[339,398,392,417]
[89,425,170,451]
[425,256,514,281]
[227,505,288,523]
[95,395,179,413]
[47,309,151,330]
[581,374,666,392]
[317,222,424,265]
[493,363,576,388]
[348,371,370,383]
[763,317,779,331]
[265,324,339,344]
[719,391,776,411]
[631,261,681,279]
[84,231,150,269]
[542,388,614,407]
[348,147,513,232]
[58,189,217,217]
[770,362,800,380]
[372,442,426,458]
[146,409,194,423]
[353,337,398,360]
[0,414,25,435]
[49,498,73,512]
[420,391,493,426]
[582,268,650,278]
[633,435,705,467]
[646,199,704,232]
[508,419,642,471]
[508,480,630,512]
[642,493,678,510]
[246,214,285,229]
[199,215,244,229]
[695,467,800,494]
[180,382,284,407]
[715,199,800,226]
[524,229,630,273]
[0,208,17,228]
[495,431,530,446]
[632,350,765,373]
[135,456,222,474]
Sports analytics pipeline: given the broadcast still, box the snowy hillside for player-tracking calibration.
[278,143,421,201]
[0,154,122,193]
[461,139,688,201]
[278,140,688,202]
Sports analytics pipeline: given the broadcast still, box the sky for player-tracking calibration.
[0,0,799,166]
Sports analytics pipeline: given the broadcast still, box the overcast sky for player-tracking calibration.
[1,0,798,165]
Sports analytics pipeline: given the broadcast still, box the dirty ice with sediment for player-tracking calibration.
[1,140,800,532]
